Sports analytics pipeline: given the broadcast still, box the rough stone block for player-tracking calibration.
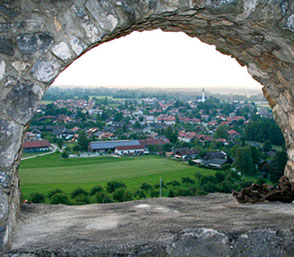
[2,82,44,125]
[0,5,18,18]
[284,14,294,32]
[0,192,8,222]
[32,57,60,83]
[0,119,23,169]
[205,0,236,9]
[51,42,72,62]
[17,33,54,55]
[0,226,6,249]
[69,36,86,56]
[0,61,5,81]
[167,228,230,257]
[232,230,284,257]
[0,37,14,56]
[0,172,12,192]
[85,0,119,32]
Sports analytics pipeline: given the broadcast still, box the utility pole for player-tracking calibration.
[160,176,162,198]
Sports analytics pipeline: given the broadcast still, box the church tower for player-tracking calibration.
[201,88,206,103]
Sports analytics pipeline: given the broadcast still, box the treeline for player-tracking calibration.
[43,87,265,102]
[244,119,284,146]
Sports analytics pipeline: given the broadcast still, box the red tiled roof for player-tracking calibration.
[178,132,197,138]
[157,116,176,121]
[228,130,239,135]
[23,140,50,149]
[139,138,170,146]
[115,145,144,150]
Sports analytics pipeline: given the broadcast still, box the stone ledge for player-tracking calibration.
[5,193,294,256]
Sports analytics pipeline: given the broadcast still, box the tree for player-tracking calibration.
[114,112,123,122]
[263,139,272,152]
[90,185,104,196]
[61,151,69,159]
[71,187,88,199]
[140,182,152,192]
[30,192,46,203]
[77,131,89,151]
[112,188,133,202]
[50,193,70,205]
[181,177,195,184]
[47,188,64,200]
[106,181,126,193]
[214,125,229,139]
[249,145,261,164]
[215,172,225,183]
[168,189,175,197]
[133,121,141,129]
[269,151,288,184]
[134,190,146,199]
[74,194,90,205]
[95,192,113,203]
[73,144,81,152]
[234,147,254,176]
[56,138,64,149]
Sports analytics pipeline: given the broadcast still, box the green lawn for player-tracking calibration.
[21,152,40,158]
[19,154,216,199]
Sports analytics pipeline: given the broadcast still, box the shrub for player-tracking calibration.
[154,182,167,189]
[112,188,133,202]
[240,180,254,188]
[181,177,195,184]
[47,188,64,200]
[61,151,69,159]
[73,144,81,152]
[196,190,208,196]
[140,182,152,192]
[168,189,175,198]
[199,175,217,186]
[30,192,46,203]
[215,172,225,183]
[166,180,180,187]
[194,172,202,180]
[95,192,113,203]
[201,182,220,193]
[134,190,146,199]
[106,181,126,193]
[50,193,70,205]
[218,180,234,193]
[256,178,267,185]
[150,189,160,198]
[74,194,90,205]
[174,188,192,197]
[188,160,195,166]
[71,187,88,199]
[90,185,104,196]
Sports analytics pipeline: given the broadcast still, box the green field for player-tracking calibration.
[20,154,216,200]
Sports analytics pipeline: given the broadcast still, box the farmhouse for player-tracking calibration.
[23,140,50,153]
[114,145,145,156]
[89,140,142,154]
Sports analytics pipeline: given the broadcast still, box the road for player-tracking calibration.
[21,144,60,160]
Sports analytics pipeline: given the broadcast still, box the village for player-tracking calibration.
[22,88,285,180]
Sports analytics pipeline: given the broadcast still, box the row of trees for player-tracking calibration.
[27,167,267,205]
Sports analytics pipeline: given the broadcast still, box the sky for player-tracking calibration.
[53,29,262,90]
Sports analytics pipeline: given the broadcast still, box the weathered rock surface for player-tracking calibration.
[5,194,294,257]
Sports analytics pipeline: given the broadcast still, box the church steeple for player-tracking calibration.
[201,88,206,103]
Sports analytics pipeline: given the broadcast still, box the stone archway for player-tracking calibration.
[1,0,294,252]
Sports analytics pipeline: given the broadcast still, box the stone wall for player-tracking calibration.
[1,0,294,253]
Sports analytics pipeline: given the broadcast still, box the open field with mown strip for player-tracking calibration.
[19,154,216,200]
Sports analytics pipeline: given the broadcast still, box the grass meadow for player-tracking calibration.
[19,154,216,200]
